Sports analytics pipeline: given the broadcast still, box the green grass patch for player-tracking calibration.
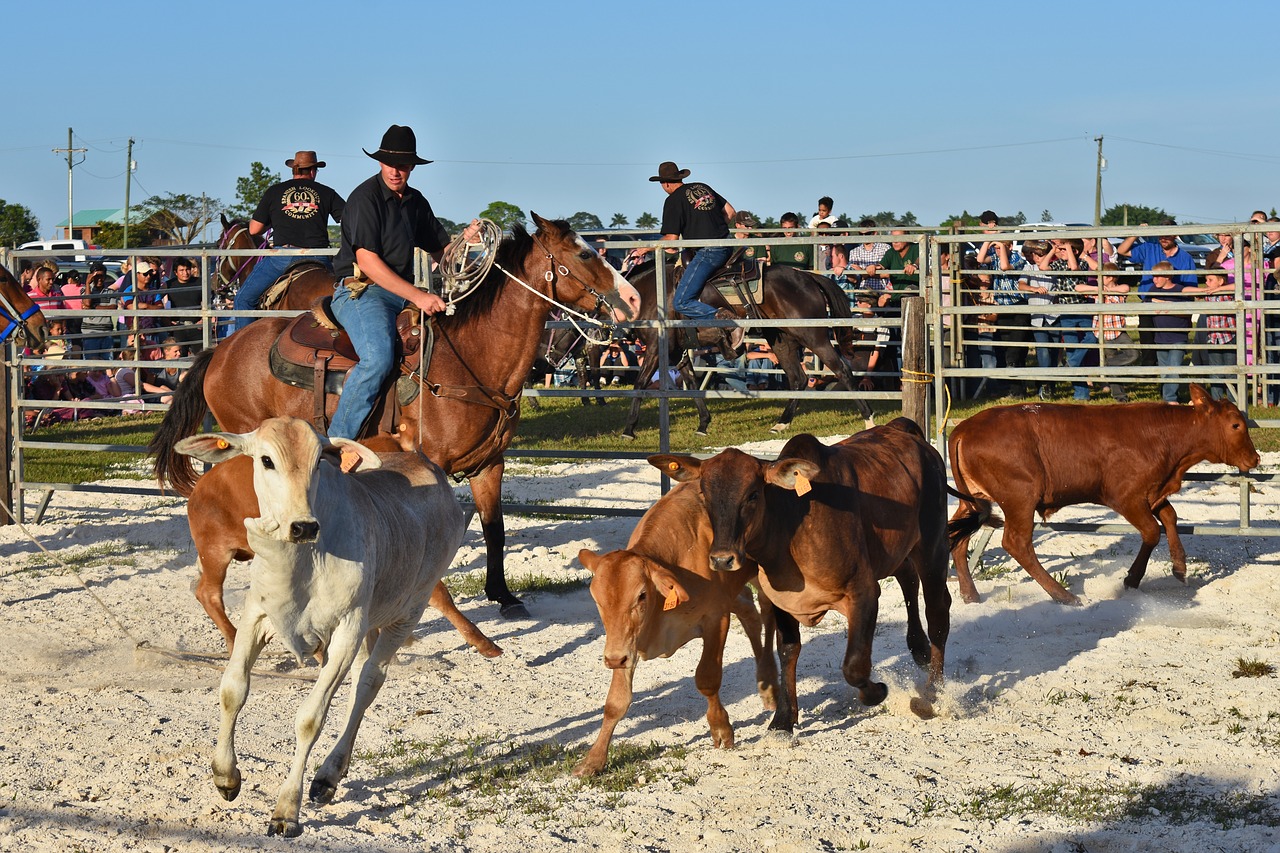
[443,570,587,599]
[359,733,692,819]
[951,780,1280,828]
[1233,658,1276,679]
[21,413,164,483]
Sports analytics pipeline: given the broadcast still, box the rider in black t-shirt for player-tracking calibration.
[629,161,742,357]
[232,149,345,332]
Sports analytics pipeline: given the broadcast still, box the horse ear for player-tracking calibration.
[174,432,245,464]
[530,212,548,232]
[648,454,702,482]
[221,212,230,229]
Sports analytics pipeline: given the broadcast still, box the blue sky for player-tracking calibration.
[4,0,1277,242]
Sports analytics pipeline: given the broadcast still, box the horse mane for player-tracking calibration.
[442,220,569,327]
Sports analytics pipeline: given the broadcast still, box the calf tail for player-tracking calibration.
[945,485,1002,552]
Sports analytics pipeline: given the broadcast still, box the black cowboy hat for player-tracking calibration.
[649,161,691,183]
[363,125,432,167]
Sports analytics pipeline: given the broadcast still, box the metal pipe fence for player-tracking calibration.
[4,226,1278,541]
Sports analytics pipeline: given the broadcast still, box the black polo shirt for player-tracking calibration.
[333,173,450,281]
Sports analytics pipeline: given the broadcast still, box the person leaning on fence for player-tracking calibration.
[232,149,346,332]
[1017,240,1058,400]
[1147,261,1195,404]
[1115,221,1197,366]
[974,216,1030,394]
[1074,262,1133,402]
[160,258,204,354]
[328,124,482,445]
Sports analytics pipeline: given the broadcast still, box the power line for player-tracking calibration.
[1109,135,1280,165]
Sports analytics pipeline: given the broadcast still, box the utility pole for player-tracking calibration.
[52,127,87,240]
[124,138,135,248]
[1093,135,1105,227]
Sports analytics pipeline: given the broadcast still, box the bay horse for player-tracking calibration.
[0,263,50,350]
[215,214,335,312]
[151,214,640,618]
[619,260,875,438]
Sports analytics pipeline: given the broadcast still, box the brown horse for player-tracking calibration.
[151,214,640,617]
[619,260,875,439]
[0,263,50,349]
[214,214,334,311]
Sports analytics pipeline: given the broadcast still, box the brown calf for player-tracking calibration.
[186,452,501,657]
[949,384,1261,605]
[575,481,778,776]
[653,419,954,735]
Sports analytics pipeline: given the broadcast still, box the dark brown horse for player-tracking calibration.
[214,214,334,311]
[619,260,875,438]
[151,214,640,617]
[0,263,50,349]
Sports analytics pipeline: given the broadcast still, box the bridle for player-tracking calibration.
[216,222,271,289]
[491,234,623,346]
[0,285,42,345]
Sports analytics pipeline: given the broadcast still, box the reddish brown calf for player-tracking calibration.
[654,419,953,735]
[575,482,778,776]
[949,384,1260,605]
[186,452,501,657]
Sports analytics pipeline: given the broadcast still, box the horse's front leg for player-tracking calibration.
[469,461,527,618]
[212,606,270,803]
[269,614,364,838]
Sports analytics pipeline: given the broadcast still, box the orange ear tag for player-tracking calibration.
[663,587,679,611]
[216,439,229,449]
[793,474,812,496]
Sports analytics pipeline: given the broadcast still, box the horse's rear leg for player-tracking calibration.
[768,335,805,433]
[428,582,502,657]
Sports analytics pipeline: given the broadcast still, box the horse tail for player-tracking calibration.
[807,271,856,351]
[148,346,215,497]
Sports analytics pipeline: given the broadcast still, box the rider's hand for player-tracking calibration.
[412,291,447,315]
[462,218,483,243]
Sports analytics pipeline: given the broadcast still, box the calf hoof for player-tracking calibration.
[213,769,241,802]
[572,756,604,778]
[267,818,302,838]
[499,601,531,620]
[858,682,889,706]
[309,777,338,805]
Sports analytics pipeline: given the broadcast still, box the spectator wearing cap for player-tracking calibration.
[232,149,347,332]
[119,259,164,340]
[327,124,482,443]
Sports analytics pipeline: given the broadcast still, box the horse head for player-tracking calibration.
[0,264,49,348]
[528,212,640,324]
[216,217,260,291]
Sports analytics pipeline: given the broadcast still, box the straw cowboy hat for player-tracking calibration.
[649,161,691,183]
[285,150,326,170]
[363,125,432,167]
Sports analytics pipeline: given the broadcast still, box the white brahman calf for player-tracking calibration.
[175,416,465,838]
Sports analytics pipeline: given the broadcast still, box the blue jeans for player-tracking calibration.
[328,282,405,440]
[1059,314,1092,399]
[1156,347,1186,403]
[673,246,731,321]
[233,252,333,332]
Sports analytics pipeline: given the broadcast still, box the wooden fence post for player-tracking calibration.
[901,296,928,430]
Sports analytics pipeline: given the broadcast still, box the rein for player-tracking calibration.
[217,223,272,288]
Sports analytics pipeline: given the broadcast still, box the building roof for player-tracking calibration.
[57,208,125,227]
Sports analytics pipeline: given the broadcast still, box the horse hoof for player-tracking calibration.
[695,429,709,436]
[858,682,889,706]
[909,696,937,719]
[762,727,797,746]
[620,432,636,442]
[309,777,337,805]
[769,423,788,434]
[499,601,531,620]
[268,818,302,838]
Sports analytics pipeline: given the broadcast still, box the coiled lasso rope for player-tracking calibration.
[437,219,502,313]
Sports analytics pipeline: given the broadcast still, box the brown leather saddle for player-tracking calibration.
[678,247,765,318]
[268,296,426,433]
